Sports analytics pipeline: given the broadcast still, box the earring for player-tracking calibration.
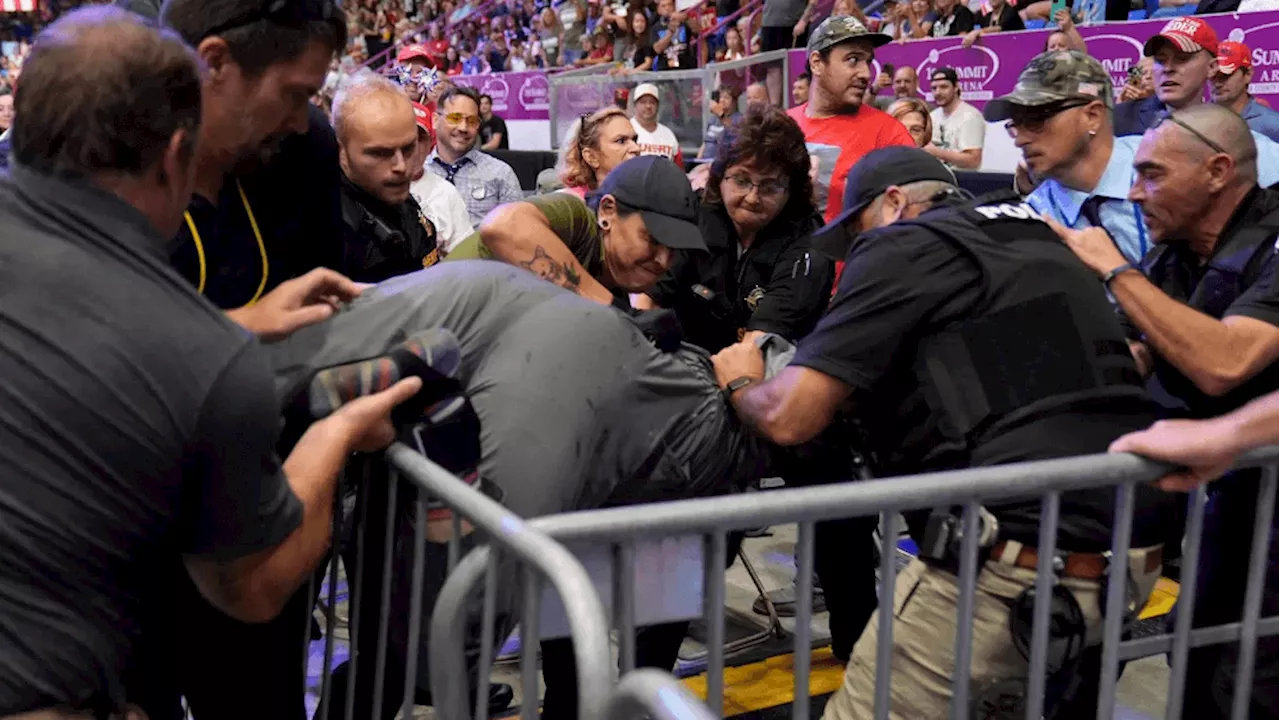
[598,219,610,231]
[1088,130,1098,137]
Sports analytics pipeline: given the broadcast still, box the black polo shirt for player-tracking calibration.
[0,166,302,714]
[790,200,1168,550]
[648,203,833,353]
[1127,186,1279,420]
[170,105,344,309]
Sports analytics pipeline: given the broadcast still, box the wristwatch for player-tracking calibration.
[722,376,755,403]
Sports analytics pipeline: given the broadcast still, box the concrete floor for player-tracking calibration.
[308,524,1175,719]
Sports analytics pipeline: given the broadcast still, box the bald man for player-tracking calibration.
[334,70,441,283]
[1049,102,1278,718]
[744,82,770,107]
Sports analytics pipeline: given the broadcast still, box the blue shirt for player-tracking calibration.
[1028,135,1149,263]
[1030,132,1280,264]
[1242,97,1279,143]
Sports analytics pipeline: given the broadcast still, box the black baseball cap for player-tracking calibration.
[811,146,956,259]
[595,155,706,251]
[930,67,959,85]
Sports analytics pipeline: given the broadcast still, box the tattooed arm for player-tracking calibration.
[479,201,615,305]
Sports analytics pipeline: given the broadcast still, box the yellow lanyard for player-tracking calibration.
[181,180,269,306]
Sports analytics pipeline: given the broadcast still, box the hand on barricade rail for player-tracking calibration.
[1110,390,1279,492]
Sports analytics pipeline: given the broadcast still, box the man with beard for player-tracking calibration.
[125,1,363,719]
[162,0,349,319]
[766,14,912,651]
[335,71,441,282]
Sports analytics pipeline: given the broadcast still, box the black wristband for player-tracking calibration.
[1102,262,1138,286]
[722,376,755,403]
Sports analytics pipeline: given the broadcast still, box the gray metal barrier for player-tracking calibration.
[608,669,722,720]
[308,442,615,720]
[425,446,1277,720]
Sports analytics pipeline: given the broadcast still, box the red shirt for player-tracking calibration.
[787,102,914,223]
[787,102,914,285]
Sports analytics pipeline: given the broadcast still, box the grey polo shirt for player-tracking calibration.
[0,166,301,714]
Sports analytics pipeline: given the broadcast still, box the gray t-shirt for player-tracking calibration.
[269,262,769,517]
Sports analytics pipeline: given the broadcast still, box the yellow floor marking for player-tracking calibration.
[500,577,1180,718]
[1139,576,1179,620]
[681,648,846,716]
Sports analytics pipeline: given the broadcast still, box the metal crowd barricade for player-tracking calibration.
[425,446,1277,720]
[308,442,614,720]
[608,669,722,720]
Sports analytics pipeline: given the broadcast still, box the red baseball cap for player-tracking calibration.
[411,101,432,131]
[1216,40,1252,74]
[397,43,436,65]
[1143,17,1219,57]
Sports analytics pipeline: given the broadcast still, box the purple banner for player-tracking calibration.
[788,11,1278,110]
[451,70,551,120]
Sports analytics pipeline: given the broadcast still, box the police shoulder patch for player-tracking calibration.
[969,201,1045,223]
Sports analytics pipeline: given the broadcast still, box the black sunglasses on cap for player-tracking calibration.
[201,0,342,40]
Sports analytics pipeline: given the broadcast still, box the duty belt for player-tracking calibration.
[990,540,1164,581]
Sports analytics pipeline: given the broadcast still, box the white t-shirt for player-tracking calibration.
[931,101,986,167]
[631,118,684,166]
[410,170,476,254]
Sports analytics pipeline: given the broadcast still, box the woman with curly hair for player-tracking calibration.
[886,96,933,148]
[558,105,640,198]
[641,102,835,354]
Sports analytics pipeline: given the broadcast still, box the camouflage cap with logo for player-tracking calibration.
[983,50,1114,122]
[806,14,892,55]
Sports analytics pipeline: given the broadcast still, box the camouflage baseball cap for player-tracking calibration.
[806,15,892,55]
[983,50,1114,122]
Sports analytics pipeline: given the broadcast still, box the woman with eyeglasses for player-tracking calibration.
[637,103,835,354]
[558,106,641,199]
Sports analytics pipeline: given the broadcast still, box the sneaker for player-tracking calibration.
[752,582,826,617]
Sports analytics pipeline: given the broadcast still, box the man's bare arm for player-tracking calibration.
[1110,272,1279,396]
[479,202,615,304]
[481,132,504,150]
[1111,390,1279,492]
[732,366,852,446]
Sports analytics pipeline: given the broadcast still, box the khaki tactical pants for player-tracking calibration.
[823,547,1162,720]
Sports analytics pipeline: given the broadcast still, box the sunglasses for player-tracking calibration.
[1003,99,1094,136]
[1154,113,1228,155]
[439,111,481,129]
[201,0,341,40]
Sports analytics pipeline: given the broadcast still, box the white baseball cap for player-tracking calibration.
[633,83,660,103]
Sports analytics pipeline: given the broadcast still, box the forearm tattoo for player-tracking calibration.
[520,246,582,291]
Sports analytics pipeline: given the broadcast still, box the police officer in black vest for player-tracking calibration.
[335,71,440,283]
[712,146,1174,718]
[1049,103,1278,720]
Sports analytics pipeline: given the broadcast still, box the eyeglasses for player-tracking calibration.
[1003,99,1094,136]
[1155,113,1229,155]
[725,174,789,198]
[439,111,481,129]
[201,0,341,40]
